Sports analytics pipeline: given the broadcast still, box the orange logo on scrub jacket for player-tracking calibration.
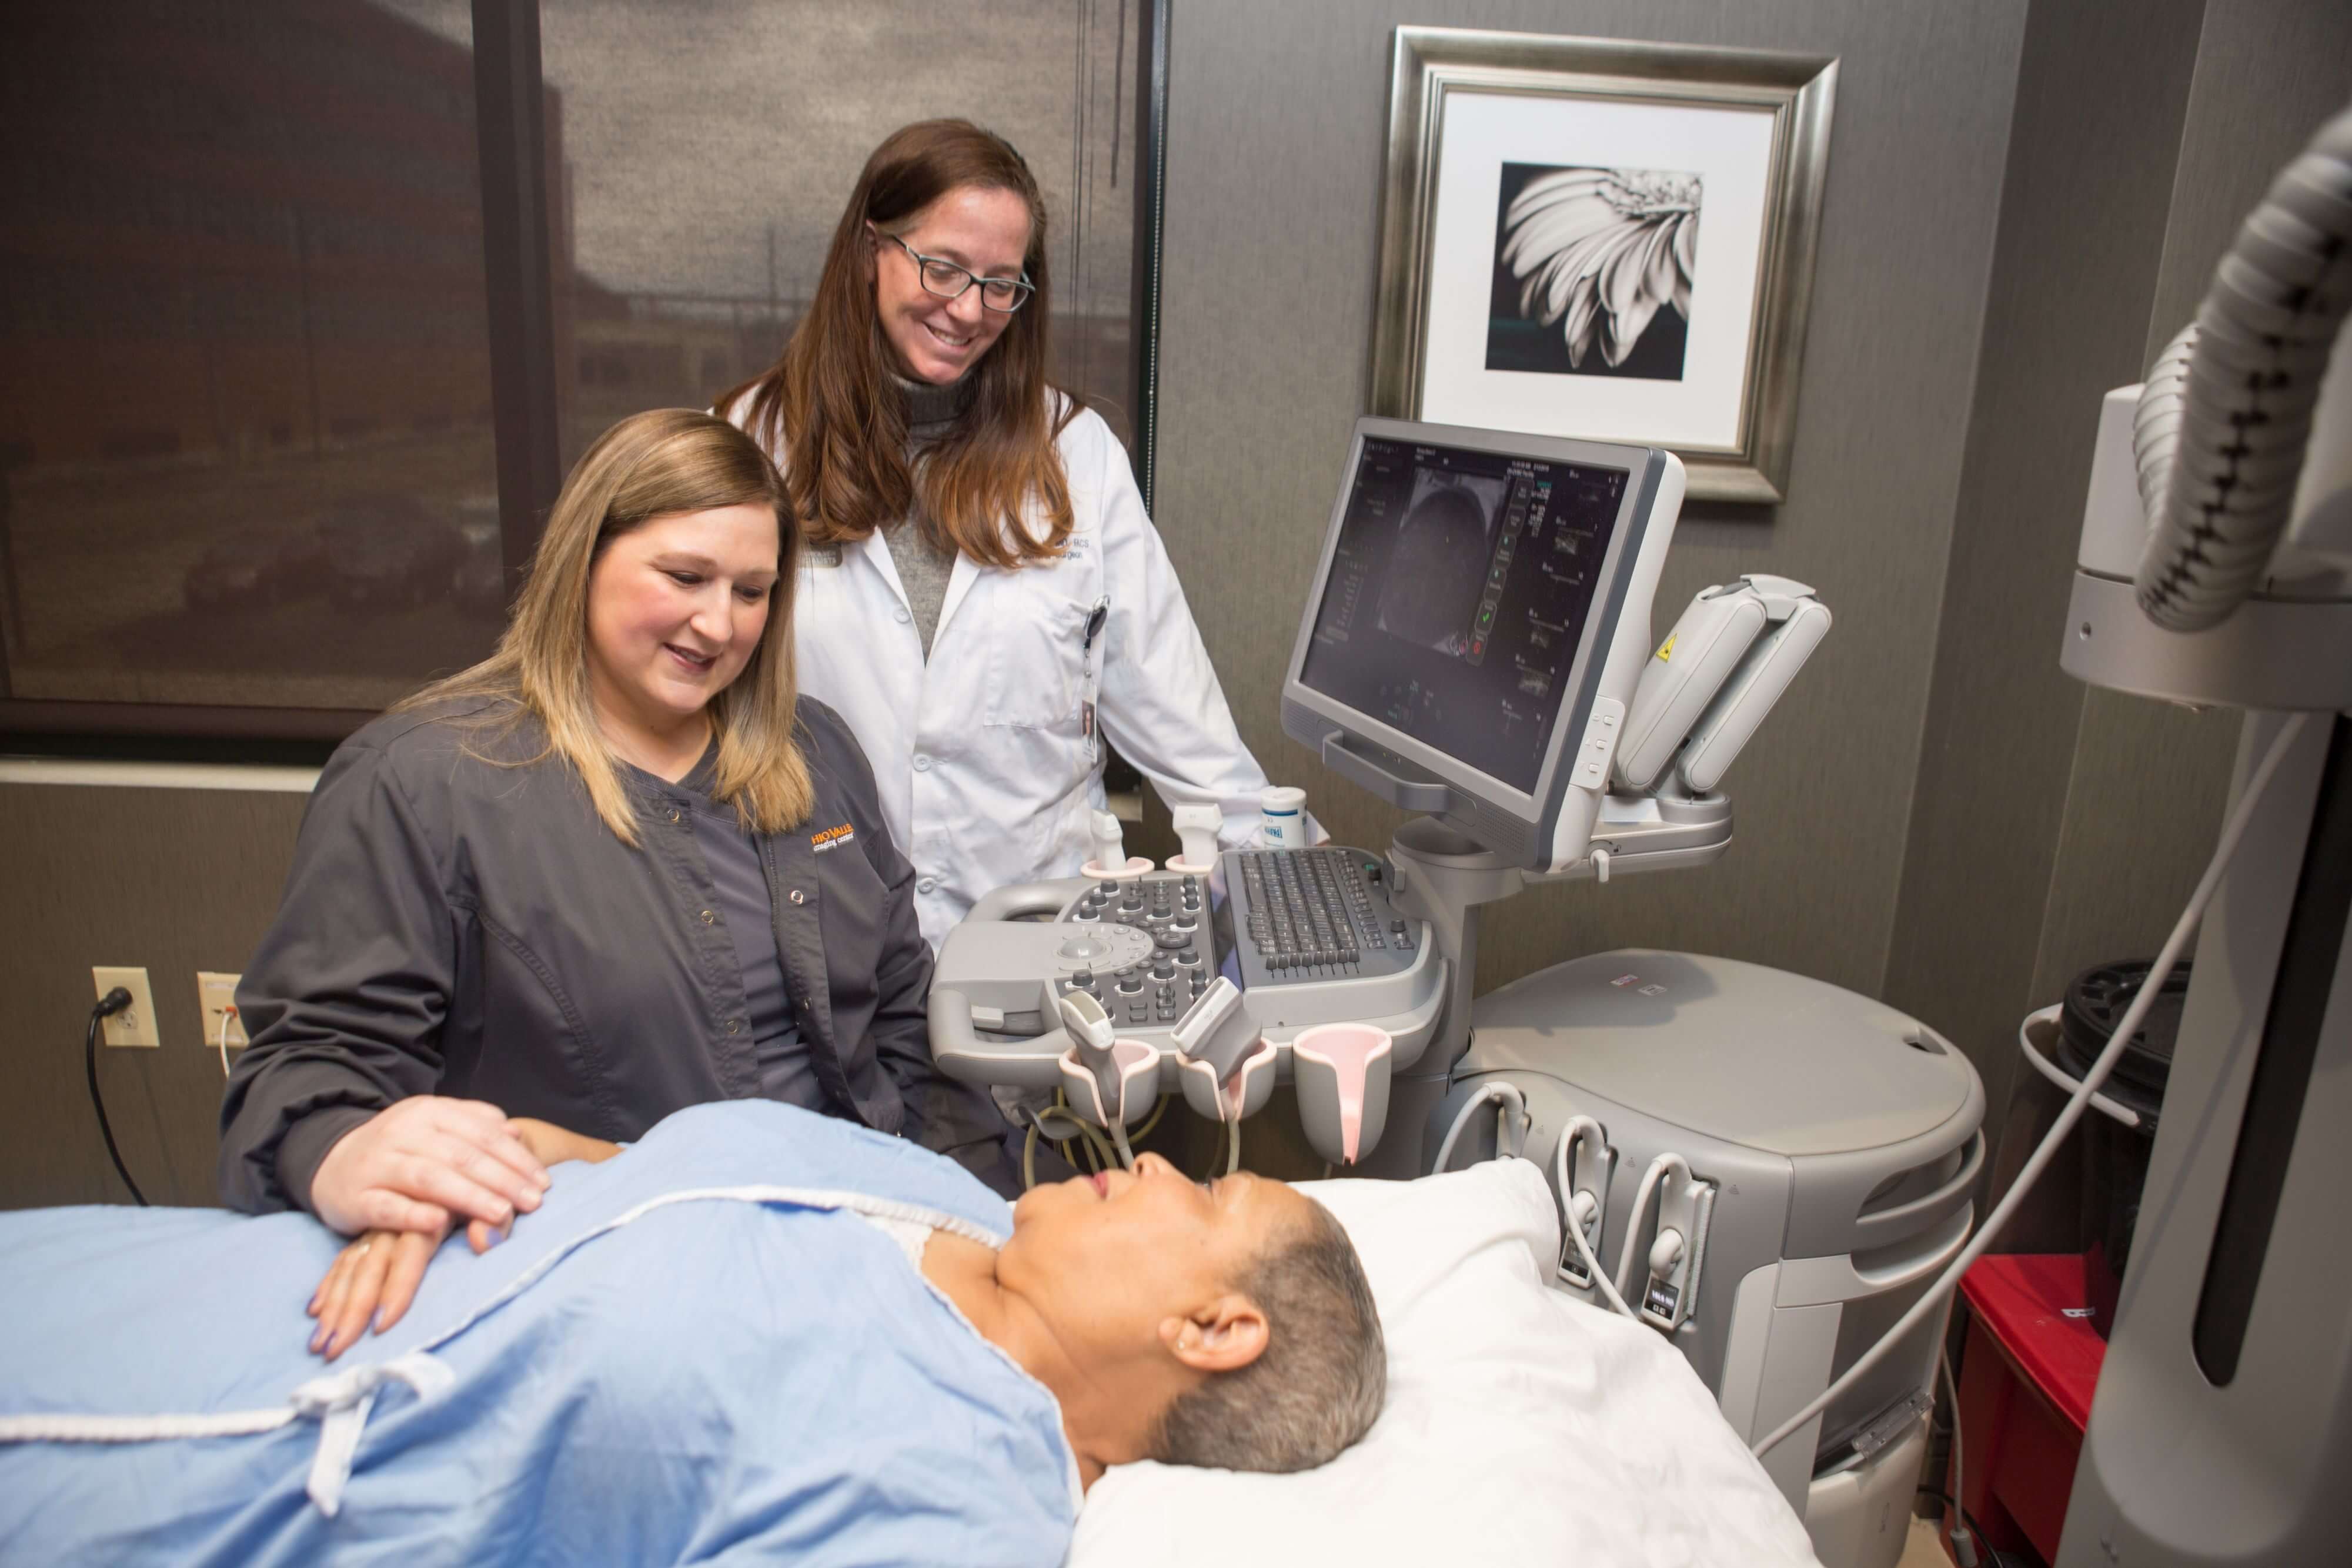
[811,823,857,854]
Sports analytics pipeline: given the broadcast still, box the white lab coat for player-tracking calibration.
[756,399,1279,949]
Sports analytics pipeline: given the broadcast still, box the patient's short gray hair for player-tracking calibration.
[1151,1197,1386,1473]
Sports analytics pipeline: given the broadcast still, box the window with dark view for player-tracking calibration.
[0,0,1142,729]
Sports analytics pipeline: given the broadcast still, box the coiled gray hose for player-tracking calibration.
[2133,104,2352,631]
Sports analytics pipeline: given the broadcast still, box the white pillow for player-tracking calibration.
[1070,1159,1821,1568]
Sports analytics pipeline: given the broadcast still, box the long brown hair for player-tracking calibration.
[721,119,1077,569]
[399,409,814,845]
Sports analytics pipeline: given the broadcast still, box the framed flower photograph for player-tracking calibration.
[1369,29,1838,504]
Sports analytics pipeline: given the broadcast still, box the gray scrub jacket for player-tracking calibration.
[218,696,1009,1214]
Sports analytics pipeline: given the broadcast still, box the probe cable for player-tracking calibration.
[1932,1343,1984,1566]
[1128,1091,1170,1146]
[1553,1122,1638,1319]
[1090,1091,1172,1176]
[1750,711,2310,1460]
[1431,1081,1529,1172]
[1610,1151,1691,1307]
[1915,1487,1992,1567]
[1017,1092,1174,1189]
[84,988,149,1206]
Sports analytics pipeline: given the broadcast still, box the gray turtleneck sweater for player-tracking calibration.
[886,375,972,657]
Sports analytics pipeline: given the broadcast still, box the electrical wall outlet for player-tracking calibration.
[196,972,247,1049]
[92,966,160,1048]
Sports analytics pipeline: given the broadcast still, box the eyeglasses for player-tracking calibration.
[877,230,1035,313]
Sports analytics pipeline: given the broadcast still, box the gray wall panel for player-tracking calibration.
[1153,0,2029,997]
[0,783,305,1209]
[1883,0,2203,1172]
[2030,696,2243,1009]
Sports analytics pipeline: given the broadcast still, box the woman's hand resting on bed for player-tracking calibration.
[307,1117,619,1359]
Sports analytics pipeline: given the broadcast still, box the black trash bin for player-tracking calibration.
[2057,958,2189,1338]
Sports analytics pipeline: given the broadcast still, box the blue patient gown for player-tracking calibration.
[0,1102,1080,1566]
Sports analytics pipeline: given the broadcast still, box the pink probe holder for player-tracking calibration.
[1289,1024,1395,1167]
[1057,1038,1160,1130]
[1175,1037,1279,1125]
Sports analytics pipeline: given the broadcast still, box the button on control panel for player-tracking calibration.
[1568,696,1625,791]
[1052,873,1213,1027]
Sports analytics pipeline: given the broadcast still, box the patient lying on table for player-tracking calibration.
[0,1102,1385,1566]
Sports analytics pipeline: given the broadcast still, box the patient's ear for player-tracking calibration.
[1158,1293,1269,1374]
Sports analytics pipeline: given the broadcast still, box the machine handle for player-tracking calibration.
[1850,1203,1973,1293]
[928,987,985,1060]
[967,880,1080,923]
[1847,1129,1984,1246]
[929,985,1071,1083]
[1321,732,1458,814]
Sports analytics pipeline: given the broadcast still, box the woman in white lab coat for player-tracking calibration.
[722,119,1281,950]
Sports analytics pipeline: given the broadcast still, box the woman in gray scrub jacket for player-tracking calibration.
[219,409,1012,1350]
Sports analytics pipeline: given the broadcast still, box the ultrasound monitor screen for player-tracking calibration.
[1297,436,1629,794]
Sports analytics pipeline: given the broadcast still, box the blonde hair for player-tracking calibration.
[399,408,813,845]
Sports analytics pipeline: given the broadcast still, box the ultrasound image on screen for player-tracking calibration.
[1298,437,1629,793]
[1375,472,1507,658]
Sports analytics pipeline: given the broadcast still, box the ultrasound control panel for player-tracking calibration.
[928,846,1451,1091]
[1058,870,1218,1029]
[1053,849,1422,1028]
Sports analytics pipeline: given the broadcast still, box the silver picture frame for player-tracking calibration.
[1370,28,1838,504]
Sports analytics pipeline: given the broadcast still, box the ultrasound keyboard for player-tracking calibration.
[1229,848,1417,987]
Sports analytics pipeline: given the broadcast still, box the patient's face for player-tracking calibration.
[1001,1154,1308,1343]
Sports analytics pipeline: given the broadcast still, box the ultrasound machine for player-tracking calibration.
[929,416,1982,1560]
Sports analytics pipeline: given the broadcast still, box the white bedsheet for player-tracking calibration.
[1072,1158,1821,1568]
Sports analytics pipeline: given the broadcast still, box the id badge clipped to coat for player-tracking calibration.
[1079,597,1108,768]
